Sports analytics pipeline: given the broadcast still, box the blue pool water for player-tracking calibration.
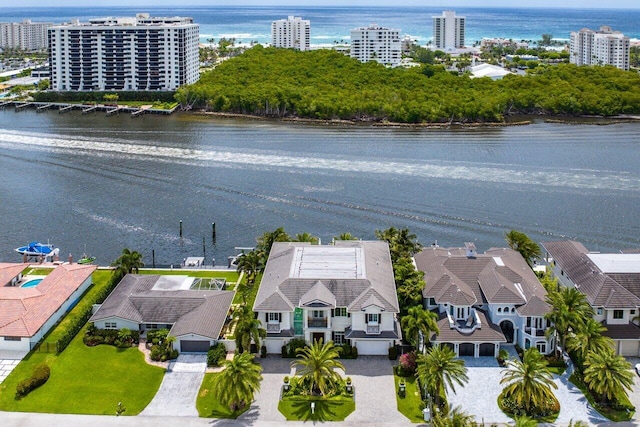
[21,279,43,288]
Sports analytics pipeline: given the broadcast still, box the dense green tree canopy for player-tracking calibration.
[177,47,640,123]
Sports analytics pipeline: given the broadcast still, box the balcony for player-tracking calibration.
[267,323,281,333]
[307,317,328,328]
[366,324,380,335]
[525,327,546,337]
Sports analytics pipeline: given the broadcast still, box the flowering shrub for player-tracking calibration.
[398,351,417,376]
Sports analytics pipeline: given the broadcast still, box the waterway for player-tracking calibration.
[0,110,638,265]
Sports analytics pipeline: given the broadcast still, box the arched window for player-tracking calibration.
[497,307,502,313]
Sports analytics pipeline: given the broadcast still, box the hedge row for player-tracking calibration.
[32,90,176,103]
[54,273,122,353]
[16,364,50,399]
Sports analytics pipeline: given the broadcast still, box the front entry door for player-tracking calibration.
[312,332,325,344]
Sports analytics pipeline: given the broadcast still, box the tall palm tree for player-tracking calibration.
[111,248,144,280]
[500,348,558,416]
[401,306,439,352]
[210,351,263,411]
[233,305,266,353]
[292,339,345,396]
[293,232,319,244]
[416,345,469,409]
[583,348,634,405]
[545,286,593,353]
[504,230,541,267]
[235,250,263,285]
[256,227,290,256]
[566,317,613,365]
[375,227,421,262]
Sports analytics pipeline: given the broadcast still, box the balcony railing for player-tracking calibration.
[267,323,281,333]
[307,317,328,328]
[525,327,546,337]
[366,324,380,335]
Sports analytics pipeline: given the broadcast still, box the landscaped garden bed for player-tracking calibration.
[569,372,634,422]
[196,372,249,418]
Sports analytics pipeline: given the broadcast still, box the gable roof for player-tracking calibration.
[0,263,96,337]
[0,264,27,287]
[90,274,234,339]
[253,241,399,313]
[415,246,547,315]
[542,241,640,309]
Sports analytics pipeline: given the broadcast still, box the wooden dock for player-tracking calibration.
[82,105,98,115]
[36,103,53,112]
[58,104,74,113]
[14,103,29,111]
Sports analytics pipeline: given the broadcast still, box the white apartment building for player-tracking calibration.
[271,16,310,51]
[0,20,51,50]
[570,26,630,71]
[350,24,401,66]
[48,13,199,91]
[432,10,465,51]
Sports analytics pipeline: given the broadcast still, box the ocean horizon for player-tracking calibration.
[1,6,638,47]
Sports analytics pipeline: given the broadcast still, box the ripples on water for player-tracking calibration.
[0,111,638,264]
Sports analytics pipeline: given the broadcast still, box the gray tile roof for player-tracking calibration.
[601,322,640,340]
[90,274,234,339]
[542,241,640,309]
[430,311,507,343]
[299,281,336,308]
[415,246,547,315]
[253,241,399,313]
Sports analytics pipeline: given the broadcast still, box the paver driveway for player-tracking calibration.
[140,353,207,416]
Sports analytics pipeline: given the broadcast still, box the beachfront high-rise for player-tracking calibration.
[271,16,310,51]
[570,26,630,71]
[0,20,52,50]
[48,13,199,91]
[350,24,401,66]
[432,10,465,50]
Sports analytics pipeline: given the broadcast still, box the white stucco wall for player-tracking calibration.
[0,336,30,352]
[93,317,140,331]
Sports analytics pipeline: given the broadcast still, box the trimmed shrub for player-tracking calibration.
[16,364,50,399]
[83,324,139,348]
[284,338,307,358]
[207,342,227,367]
[260,345,267,358]
[388,346,398,360]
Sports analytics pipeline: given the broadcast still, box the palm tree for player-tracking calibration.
[566,317,613,365]
[545,286,593,353]
[256,227,290,255]
[375,227,421,262]
[111,248,144,280]
[235,250,263,285]
[334,232,358,241]
[416,345,468,409]
[505,230,541,267]
[500,348,557,416]
[293,232,319,244]
[233,304,266,353]
[292,339,345,396]
[210,351,263,411]
[583,348,634,405]
[401,306,439,352]
[432,405,476,427]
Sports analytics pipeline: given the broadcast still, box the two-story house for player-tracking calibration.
[414,243,553,358]
[542,240,640,356]
[253,240,400,355]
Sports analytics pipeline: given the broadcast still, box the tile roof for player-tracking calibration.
[430,311,507,343]
[253,241,399,313]
[601,322,640,340]
[415,246,546,315]
[0,263,96,337]
[90,274,234,340]
[542,241,640,309]
[0,264,28,287]
[299,281,336,307]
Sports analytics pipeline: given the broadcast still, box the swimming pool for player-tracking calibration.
[21,278,43,288]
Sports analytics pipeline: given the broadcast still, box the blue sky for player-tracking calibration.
[8,0,640,8]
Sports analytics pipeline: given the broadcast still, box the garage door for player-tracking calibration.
[479,343,496,357]
[180,340,210,353]
[356,340,389,356]
[618,340,639,357]
[459,343,474,357]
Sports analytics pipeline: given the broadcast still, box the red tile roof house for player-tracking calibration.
[543,240,640,356]
[0,263,96,353]
[414,243,553,358]
[90,274,234,353]
[253,240,400,356]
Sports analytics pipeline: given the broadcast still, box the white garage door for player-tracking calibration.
[265,338,285,355]
[356,340,390,356]
[618,340,639,356]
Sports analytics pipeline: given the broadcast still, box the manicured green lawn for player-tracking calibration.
[23,267,54,275]
[196,373,248,418]
[548,366,567,375]
[233,273,261,306]
[569,373,634,421]
[0,327,164,415]
[278,395,355,421]
[139,269,238,281]
[394,374,424,423]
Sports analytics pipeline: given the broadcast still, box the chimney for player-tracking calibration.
[68,253,73,264]
[465,242,476,258]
